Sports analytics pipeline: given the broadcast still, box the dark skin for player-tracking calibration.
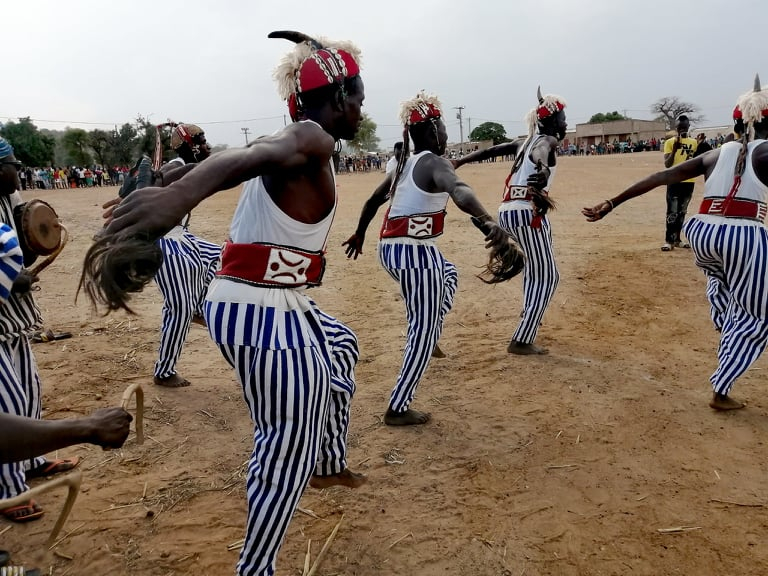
[452,110,566,355]
[0,407,131,463]
[664,118,691,168]
[583,120,768,411]
[343,116,508,426]
[103,77,367,489]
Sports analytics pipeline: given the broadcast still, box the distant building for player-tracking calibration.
[574,119,667,146]
[445,140,493,157]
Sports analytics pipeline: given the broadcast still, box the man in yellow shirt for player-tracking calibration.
[662,115,697,251]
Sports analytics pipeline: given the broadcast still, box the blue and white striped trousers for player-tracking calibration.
[0,335,44,499]
[154,231,221,378]
[204,295,358,576]
[378,240,458,412]
[498,206,559,344]
[684,216,768,395]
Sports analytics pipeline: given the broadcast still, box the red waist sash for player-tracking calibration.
[699,198,767,222]
[217,242,325,288]
[502,185,534,203]
[380,209,446,239]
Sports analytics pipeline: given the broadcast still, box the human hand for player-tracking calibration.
[86,407,133,450]
[582,200,613,222]
[11,270,39,294]
[104,186,186,241]
[482,221,509,252]
[450,159,461,170]
[342,233,365,259]
[102,197,121,223]
[527,161,550,190]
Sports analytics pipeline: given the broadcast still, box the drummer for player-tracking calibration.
[0,137,79,524]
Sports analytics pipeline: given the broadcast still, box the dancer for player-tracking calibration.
[583,75,768,411]
[83,31,367,576]
[453,87,567,355]
[344,91,520,426]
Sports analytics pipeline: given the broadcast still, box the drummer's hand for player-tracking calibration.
[102,197,121,223]
[104,186,186,240]
[12,271,39,295]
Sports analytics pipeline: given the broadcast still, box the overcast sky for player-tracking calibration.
[4,0,766,149]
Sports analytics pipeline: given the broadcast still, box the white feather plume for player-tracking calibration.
[398,91,443,125]
[735,88,768,126]
[272,36,362,99]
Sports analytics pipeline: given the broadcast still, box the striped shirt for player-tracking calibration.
[0,193,42,338]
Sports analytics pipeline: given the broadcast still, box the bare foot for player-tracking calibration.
[153,374,191,388]
[431,344,446,358]
[384,407,431,426]
[709,392,745,411]
[507,341,548,355]
[309,468,368,489]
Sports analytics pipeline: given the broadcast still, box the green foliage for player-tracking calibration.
[62,128,92,166]
[588,111,628,123]
[111,123,139,165]
[469,122,508,145]
[0,118,55,166]
[89,129,114,168]
[346,113,380,153]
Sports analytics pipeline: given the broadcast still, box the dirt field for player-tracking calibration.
[4,152,768,575]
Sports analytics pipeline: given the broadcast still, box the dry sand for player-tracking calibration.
[4,152,768,575]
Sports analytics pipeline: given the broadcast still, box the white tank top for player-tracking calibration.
[389,151,449,217]
[229,122,336,253]
[704,140,768,204]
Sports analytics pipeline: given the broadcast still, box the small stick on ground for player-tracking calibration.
[306,514,344,576]
[227,539,244,552]
[388,532,414,550]
[54,550,74,561]
[302,539,312,576]
[657,526,702,534]
[546,464,578,470]
[710,498,764,507]
[297,507,323,520]
[0,526,11,537]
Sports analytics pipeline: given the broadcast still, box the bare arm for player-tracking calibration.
[106,123,334,239]
[454,140,522,169]
[583,151,718,221]
[0,408,132,463]
[343,175,393,259]
[663,138,679,168]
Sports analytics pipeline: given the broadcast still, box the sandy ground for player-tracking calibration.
[4,152,768,576]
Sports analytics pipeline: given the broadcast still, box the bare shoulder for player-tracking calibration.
[274,122,336,160]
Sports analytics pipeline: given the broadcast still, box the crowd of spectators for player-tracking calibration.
[17,166,129,190]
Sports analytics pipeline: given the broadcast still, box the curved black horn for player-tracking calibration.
[268,30,324,50]
[755,73,762,92]
[537,85,543,103]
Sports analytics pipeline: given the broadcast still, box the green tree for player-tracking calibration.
[0,118,55,166]
[650,97,705,129]
[89,129,113,167]
[62,128,92,166]
[346,113,380,153]
[110,123,139,165]
[469,122,509,145]
[588,111,628,123]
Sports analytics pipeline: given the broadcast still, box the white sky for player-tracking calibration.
[4,0,766,149]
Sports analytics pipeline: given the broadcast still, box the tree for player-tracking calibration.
[346,113,379,153]
[0,118,55,167]
[588,111,628,123]
[469,122,509,145]
[61,128,92,166]
[110,123,139,165]
[89,129,113,168]
[650,97,705,129]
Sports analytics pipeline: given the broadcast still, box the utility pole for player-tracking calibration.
[241,127,251,145]
[468,117,472,138]
[454,106,465,146]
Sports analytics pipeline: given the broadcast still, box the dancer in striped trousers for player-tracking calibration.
[0,138,78,523]
[454,87,568,355]
[344,92,513,426]
[583,75,768,411]
[153,124,222,388]
[94,31,367,576]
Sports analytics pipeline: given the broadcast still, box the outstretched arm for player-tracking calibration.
[343,175,392,259]
[583,151,717,221]
[106,123,335,240]
[453,140,521,169]
[0,408,132,463]
[431,157,507,250]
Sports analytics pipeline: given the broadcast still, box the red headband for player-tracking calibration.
[296,48,359,94]
[408,102,441,125]
[537,101,565,120]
